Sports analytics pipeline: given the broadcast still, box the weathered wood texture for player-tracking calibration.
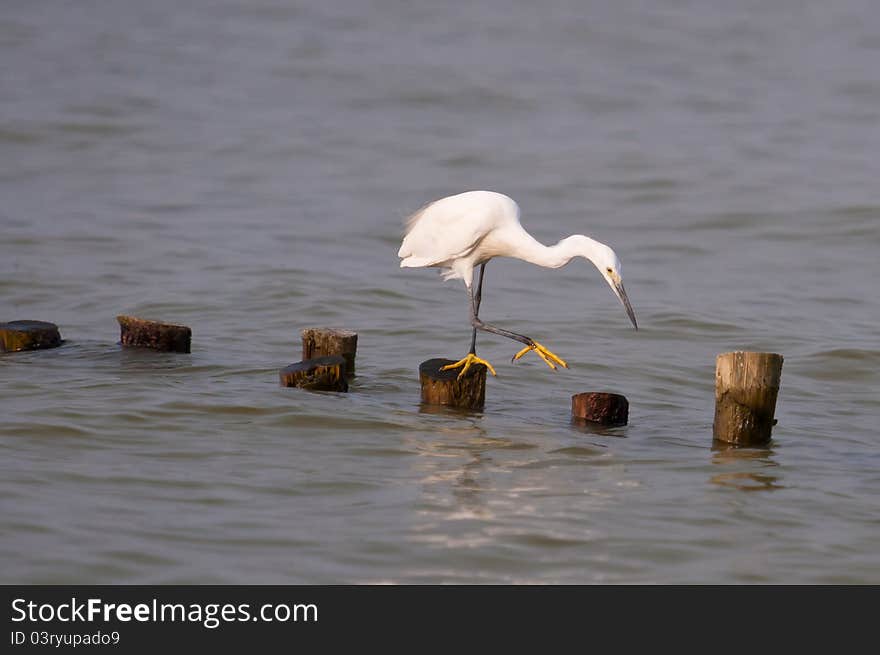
[713,351,783,445]
[419,358,486,410]
[571,392,629,426]
[0,320,62,352]
[280,355,348,392]
[117,315,191,353]
[301,328,358,376]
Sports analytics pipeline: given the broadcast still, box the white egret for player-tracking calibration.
[398,190,638,378]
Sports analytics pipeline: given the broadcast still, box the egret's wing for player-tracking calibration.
[398,196,493,267]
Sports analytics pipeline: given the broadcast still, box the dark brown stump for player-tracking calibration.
[301,328,358,376]
[117,315,191,353]
[280,355,348,392]
[419,358,486,410]
[571,392,629,426]
[0,320,62,352]
[713,351,783,446]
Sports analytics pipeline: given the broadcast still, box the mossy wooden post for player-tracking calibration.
[713,351,783,446]
[301,328,358,376]
[280,355,348,392]
[571,392,629,426]
[419,358,486,410]
[0,321,62,352]
[117,315,191,353]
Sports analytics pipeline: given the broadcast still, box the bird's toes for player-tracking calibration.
[512,345,532,362]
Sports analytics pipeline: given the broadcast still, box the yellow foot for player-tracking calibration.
[512,341,569,370]
[440,353,497,379]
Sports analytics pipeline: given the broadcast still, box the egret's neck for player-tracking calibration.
[515,234,602,269]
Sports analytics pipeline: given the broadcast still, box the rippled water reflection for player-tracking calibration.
[2,0,879,583]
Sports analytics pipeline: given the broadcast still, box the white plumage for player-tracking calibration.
[399,190,522,280]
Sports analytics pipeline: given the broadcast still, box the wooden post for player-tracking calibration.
[419,358,486,410]
[0,320,62,352]
[117,315,191,353]
[571,392,628,426]
[301,328,358,376]
[713,351,783,446]
[280,355,348,392]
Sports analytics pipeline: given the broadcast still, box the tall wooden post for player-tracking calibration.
[713,351,783,446]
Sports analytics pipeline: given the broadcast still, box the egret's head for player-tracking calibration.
[591,242,638,330]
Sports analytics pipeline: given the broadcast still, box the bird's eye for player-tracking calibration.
[606,267,613,274]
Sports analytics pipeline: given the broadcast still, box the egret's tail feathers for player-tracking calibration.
[399,256,459,281]
[399,256,433,268]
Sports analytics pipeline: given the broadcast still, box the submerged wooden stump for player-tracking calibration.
[301,328,358,376]
[117,315,191,353]
[419,358,486,410]
[713,351,783,446]
[0,320,62,352]
[571,392,629,426]
[280,355,348,392]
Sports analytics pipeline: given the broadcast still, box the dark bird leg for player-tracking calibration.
[441,263,497,378]
[468,264,567,370]
[468,263,536,349]
[442,263,568,378]
[468,262,486,355]
[471,308,569,370]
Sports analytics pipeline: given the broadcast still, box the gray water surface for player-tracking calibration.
[2,0,879,583]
